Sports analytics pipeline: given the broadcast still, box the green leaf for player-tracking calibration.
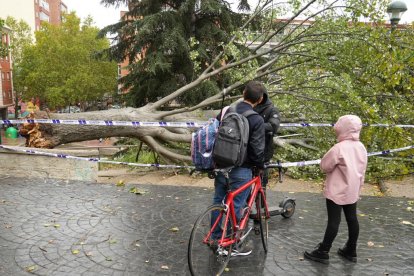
[129,187,147,195]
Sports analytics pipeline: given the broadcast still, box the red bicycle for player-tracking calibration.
[188,165,292,276]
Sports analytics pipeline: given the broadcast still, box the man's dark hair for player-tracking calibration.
[243,81,266,103]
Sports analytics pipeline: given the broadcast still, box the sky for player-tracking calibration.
[65,0,414,29]
[65,0,127,29]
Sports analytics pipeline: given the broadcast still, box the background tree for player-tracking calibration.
[99,0,253,107]
[22,0,413,182]
[4,17,33,117]
[19,13,118,109]
[4,17,33,67]
[0,18,10,57]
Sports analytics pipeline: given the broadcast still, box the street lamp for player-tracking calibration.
[387,0,407,30]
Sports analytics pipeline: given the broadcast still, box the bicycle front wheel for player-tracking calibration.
[188,204,234,276]
[257,193,269,253]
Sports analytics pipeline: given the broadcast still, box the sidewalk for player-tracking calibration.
[0,176,413,275]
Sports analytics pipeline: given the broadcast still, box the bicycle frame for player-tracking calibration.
[206,175,270,248]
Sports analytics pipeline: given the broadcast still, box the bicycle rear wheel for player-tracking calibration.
[188,204,234,276]
[257,193,269,253]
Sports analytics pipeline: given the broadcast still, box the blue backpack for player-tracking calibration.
[191,106,229,171]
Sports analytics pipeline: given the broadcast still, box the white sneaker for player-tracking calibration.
[217,246,252,257]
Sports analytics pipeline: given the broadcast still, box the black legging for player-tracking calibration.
[322,198,359,250]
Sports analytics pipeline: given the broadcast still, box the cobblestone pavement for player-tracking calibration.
[0,176,413,276]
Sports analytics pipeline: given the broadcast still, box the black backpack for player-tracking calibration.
[212,108,257,168]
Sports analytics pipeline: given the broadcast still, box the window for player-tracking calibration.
[6,72,10,80]
[40,11,49,22]
[40,0,49,11]
[1,72,4,80]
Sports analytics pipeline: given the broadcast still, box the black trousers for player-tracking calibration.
[321,198,359,251]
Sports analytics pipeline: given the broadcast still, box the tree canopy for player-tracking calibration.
[4,16,33,95]
[100,0,254,107]
[19,13,118,109]
[0,18,10,57]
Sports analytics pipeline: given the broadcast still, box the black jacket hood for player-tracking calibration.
[254,92,272,114]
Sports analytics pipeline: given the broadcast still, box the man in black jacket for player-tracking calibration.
[211,81,265,256]
[254,89,281,189]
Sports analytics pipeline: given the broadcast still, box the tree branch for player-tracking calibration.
[141,136,191,162]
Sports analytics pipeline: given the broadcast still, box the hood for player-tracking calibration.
[334,115,363,142]
[254,92,272,113]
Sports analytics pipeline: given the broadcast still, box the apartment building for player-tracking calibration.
[0,0,66,118]
[0,26,13,119]
[0,0,67,36]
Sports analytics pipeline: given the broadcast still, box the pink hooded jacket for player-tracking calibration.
[321,115,368,205]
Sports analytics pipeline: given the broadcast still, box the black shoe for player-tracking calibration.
[304,243,330,264]
[338,247,357,262]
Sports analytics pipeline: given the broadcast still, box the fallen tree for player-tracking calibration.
[21,1,329,161]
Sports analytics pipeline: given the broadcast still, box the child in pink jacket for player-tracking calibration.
[304,115,368,264]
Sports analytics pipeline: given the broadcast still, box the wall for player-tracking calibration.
[0,148,98,181]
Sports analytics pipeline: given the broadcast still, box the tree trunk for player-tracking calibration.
[20,107,198,162]
[20,106,317,163]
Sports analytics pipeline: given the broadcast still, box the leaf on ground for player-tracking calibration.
[44,223,51,227]
[366,258,373,262]
[224,267,230,272]
[358,214,366,217]
[408,201,414,206]
[170,227,179,232]
[406,207,413,212]
[161,265,169,270]
[53,224,61,228]
[129,187,147,195]
[25,265,37,272]
[367,241,375,247]
[109,239,117,244]
[86,252,93,256]
[72,249,80,255]
[116,180,125,186]
[401,220,413,225]
[105,257,112,261]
